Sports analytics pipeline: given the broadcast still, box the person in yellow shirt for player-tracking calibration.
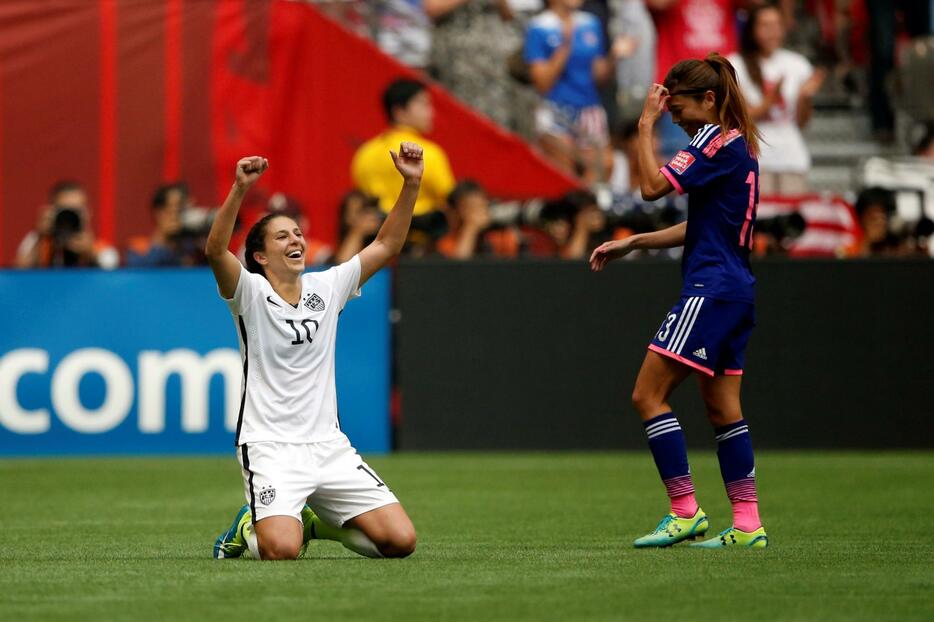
[351,79,455,220]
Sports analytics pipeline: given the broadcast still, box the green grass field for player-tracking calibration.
[1,452,932,621]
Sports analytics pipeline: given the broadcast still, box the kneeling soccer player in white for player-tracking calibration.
[207,145,423,560]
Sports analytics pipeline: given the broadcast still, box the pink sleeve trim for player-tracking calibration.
[659,167,684,194]
[723,369,744,376]
[648,344,715,377]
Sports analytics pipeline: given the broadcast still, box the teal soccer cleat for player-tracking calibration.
[633,509,709,548]
[690,526,769,549]
[213,504,251,559]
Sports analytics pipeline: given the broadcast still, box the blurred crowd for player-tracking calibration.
[13,1,934,269]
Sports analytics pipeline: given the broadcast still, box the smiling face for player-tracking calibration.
[254,215,305,279]
[666,91,718,138]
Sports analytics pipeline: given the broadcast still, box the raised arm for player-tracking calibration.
[357,142,424,285]
[638,84,675,201]
[204,156,268,298]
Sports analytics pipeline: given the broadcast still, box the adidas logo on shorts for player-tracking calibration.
[692,347,708,360]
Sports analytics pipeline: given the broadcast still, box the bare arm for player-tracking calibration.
[592,56,614,85]
[529,46,572,95]
[334,212,381,265]
[637,84,675,201]
[628,222,687,250]
[357,142,424,285]
[204,156,268,298]
[423,0,470,20]
[644,0,678,10]
[529,18,574,95]
[14,233,41,268]
[450,225,483,260]
[796,69,826,128]
[589,222,687,271]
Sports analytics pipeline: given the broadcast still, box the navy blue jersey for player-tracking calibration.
[660,124,759,303]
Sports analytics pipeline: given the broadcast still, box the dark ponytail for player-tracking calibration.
[244,213,279,277]
[663,53,762,158]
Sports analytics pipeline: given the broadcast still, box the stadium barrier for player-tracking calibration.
[396,259,934,450]
[0,268,391,456]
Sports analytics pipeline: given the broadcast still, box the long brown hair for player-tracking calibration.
[740,3,781,94]
[663,52,761,158]
[245,213,281,277]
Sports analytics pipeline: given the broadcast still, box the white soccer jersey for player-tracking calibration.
[222,255,362,445]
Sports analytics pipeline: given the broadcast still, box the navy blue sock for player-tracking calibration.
[715,419,761,531]
[643,413,696,511]
[715,419,757,501]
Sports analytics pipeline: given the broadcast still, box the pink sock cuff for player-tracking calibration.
[725,477,758,502]
[663,474,695,498]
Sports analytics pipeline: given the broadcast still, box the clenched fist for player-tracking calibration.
[390,142,424,183]
[235,156,269,190]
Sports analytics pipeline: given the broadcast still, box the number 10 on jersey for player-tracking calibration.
[285,319,318,345]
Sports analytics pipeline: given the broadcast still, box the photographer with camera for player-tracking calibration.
[126,182,205,267]
[15,181,118,269]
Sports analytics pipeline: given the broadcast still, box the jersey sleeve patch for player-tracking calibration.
[702,129,741,158]
[668,150,696,174]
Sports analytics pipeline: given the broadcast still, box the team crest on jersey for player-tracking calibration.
[304,293,325,312]
[668,150,695,174]
[259,486,276,506]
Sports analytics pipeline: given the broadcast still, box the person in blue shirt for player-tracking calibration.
[590,53,770,550]
[524,0,615,183]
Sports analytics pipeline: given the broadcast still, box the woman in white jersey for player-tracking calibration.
[209,143,423,561]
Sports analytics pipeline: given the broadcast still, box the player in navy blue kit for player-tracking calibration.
[590,53,769,549]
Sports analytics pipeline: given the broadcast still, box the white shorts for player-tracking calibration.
[237,434,399,527]
[535,100,609,148]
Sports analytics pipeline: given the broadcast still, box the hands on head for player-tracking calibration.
[641,83,670,125]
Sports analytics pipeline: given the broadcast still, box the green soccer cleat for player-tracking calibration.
[690,526,769,549]
[299,505,319,559]
[633,509,709,548]
[213,504,251,559]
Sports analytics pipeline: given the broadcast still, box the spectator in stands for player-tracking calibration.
[866,0,932,142]
[539,189,608,258]
[126,183,193,267]
[609,0,656,106]
[15,181,118,269]
[848,186,903,257]
[437,180,520,258]
[375,0,432,69]
[425,0,528,131]
[351,78,455,232]
[334,191,383,264]
[609,118,654,195]
[524,0,617,183]
[730,3,825,196]
[508,0,544,26]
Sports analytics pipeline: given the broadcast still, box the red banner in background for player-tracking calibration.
[0,0,576,265]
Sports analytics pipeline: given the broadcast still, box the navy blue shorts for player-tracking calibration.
[648,295,755,377]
